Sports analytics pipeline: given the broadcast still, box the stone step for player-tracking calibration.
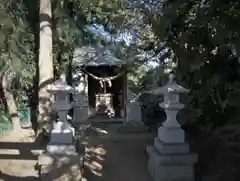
[146,145,198,165]
[154,138,190,154]
[146,145,198,181]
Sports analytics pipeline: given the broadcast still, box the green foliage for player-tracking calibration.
[52,0,130,74]
[0,0,35,79]
[0,0,36,111]
[140,93,165,127]
[147,0,240,131]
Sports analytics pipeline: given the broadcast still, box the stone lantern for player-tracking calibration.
[146,74,198,181]
[38,79,84,181]
[46,79,75,153]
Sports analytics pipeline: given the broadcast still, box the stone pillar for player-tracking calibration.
[72,93,89,123]
[72,71,89,123]
[146,74,198,181]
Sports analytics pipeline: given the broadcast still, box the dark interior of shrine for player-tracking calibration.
[86,66,125,118]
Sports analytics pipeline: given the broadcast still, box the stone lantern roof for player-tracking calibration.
[148,74,189,95]
[47,80,74,93]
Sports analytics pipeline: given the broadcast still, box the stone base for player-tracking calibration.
[50,130,73,144]
[154,138,189,154]
[146,145,197,181]
[47,144,76,154]
[158,126,185,143]
[38,152,84,181]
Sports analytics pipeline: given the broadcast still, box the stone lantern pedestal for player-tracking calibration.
[146,74,198,181]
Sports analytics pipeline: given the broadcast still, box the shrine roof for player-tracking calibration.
[73,46,126,67]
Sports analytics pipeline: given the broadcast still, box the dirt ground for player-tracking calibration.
[0,123,154,181]
[80,122,154,181]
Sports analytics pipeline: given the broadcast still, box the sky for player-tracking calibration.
[85,23,136,46]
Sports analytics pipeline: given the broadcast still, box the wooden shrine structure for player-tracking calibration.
[72,45,128,120]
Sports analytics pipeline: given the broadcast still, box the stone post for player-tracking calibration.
[72,71,89,123]
[38,79,84,180]
[146,74,198,181]
[72,93,89,123]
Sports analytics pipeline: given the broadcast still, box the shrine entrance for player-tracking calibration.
[86,66,126,119]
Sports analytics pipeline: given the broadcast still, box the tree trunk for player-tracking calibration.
[2,70,22,131]
[37,0,54,137]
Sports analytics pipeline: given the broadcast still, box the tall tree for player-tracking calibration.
[0,0,36,132]
[2,69,22,131]
[37,0,54,137]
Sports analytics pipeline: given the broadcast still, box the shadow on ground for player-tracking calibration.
[0,172,39,181]
[0,130,42,181]
[0,123,154,181]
